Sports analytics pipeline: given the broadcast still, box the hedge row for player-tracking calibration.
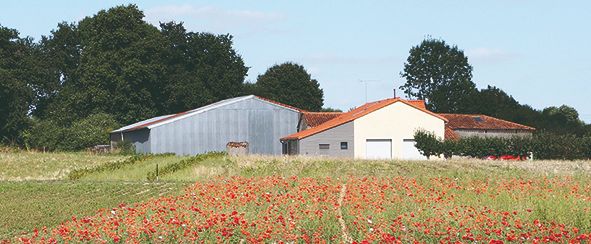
[146,152,226,181]
[68,153,173,180]
[414,131,591,160]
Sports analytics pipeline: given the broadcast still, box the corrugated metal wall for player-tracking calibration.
[147,97,299,155]
[122,129,151,153]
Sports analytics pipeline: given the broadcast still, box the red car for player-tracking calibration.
[484,155,525,161]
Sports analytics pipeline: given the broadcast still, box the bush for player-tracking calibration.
[69,113,120,149]
[413,130,591,160]
[24,113,119,151]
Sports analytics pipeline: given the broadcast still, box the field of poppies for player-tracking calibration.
[2,152,591,243]
[12,175,591,243]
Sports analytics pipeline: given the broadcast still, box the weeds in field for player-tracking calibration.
[12,176,591,243]
[68,154,172,180]
[146,152,225,181]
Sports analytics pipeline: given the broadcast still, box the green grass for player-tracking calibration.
[1,150,590,241]
[0,151,127,181]
[0,181,189,239]
[78,154,187,181]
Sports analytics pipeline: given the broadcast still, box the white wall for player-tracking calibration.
[353,102,445,159]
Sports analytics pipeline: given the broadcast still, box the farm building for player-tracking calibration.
[440,114,535,140]
[110,95,300,155]
[281,98,447,160]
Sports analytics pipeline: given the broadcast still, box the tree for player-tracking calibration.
[400,38,477,113]
[0,25,41,144]
[159,21,248,113]
[256,62,324,111]
[44,5,168,125]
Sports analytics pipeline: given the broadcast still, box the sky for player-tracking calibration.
[2,1,590,122]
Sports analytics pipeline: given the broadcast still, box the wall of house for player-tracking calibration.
[148,97,300,155]
[455,129,533,138]
[353,102,445,159]
[298,122,354,157]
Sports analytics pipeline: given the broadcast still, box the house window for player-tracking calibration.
[319,144,330,150]
[340,142,348,150]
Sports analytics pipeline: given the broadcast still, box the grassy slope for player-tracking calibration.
[0,151,127,181]
[79,155,187,181]
[0,181,189,239]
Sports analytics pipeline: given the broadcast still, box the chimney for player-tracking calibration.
[393,88,397,98]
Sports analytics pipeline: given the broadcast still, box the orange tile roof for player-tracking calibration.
[302,112,343,128]
[440,114,535,131]
[445,125,460,141]
[281,98,447,140]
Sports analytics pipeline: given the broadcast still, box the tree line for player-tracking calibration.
[0,5,324,149]
[400,38,590,137]
[1,5,588,150]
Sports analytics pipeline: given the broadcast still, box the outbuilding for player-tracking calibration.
[440,114,535,139]
[110,95,301,155]
[280,98,447,160]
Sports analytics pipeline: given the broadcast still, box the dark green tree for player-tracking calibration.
[160,21,248,113]
[0,25,43,143]
[255,62,324,111]
[46,5,168,125]
[400,38,477,113]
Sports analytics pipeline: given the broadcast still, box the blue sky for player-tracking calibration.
[2,1,590,122]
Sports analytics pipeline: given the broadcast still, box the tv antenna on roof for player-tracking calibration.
[359,79,379,103]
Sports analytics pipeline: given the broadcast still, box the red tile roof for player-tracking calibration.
[445,125,460,141]
[440,114,535,131]
[302,112,343,128]
[281,98,447,140]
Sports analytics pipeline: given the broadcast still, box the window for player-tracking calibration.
[340,142,348,150]
[319,144,330,150]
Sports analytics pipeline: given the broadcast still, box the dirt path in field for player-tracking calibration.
[338,184,353,243]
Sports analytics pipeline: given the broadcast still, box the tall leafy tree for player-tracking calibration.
[400,38,477,113]
[34,22,80,119]
[255,62,324,111]
[0,25,43,143]
[47,5,168,124]
[160,21,248,113]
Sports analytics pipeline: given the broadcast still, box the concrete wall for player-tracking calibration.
[353,102,445,159]
[455,129,532,138]
[298,122,354,157]
[148,97,299,155]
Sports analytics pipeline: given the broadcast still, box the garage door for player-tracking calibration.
[365,139,392,159]
[401,139,427,160]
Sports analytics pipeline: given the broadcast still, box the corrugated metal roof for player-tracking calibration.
[281,98,447,141]
[111,114,173,133]
[111,95,300,133]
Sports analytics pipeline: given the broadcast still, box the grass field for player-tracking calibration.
[1,151,591,242]
[0,151,127,181]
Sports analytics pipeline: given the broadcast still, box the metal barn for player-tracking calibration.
[110,95,301,155]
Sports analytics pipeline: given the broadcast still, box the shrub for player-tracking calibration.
[23,113,119,151]
[413,131,591,160]
[413,130,441,159]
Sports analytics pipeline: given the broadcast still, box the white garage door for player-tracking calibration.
[365,139,392,159]
[402,139,427,160]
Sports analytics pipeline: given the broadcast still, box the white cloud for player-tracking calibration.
[466,48,516,63]
[144,4,285,36]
